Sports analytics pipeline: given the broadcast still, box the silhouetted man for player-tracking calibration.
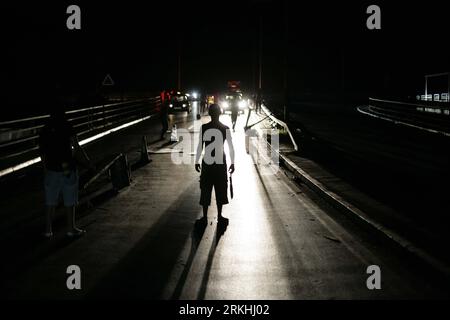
[230,101,239,132]
[39,104,93,238]
[195,104,235,223]
[160,92,170,139]
[200,93,208,115]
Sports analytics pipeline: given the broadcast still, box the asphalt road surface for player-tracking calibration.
[2,102,448,299]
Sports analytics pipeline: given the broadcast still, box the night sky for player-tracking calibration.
[3,1,449,114]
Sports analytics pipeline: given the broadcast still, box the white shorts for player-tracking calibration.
[44,169,79,207]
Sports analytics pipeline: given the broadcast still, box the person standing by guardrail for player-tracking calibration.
[39,103,94,238]
[160,92,170,140]
[195,104,235,225]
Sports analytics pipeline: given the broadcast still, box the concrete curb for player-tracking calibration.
[259,110,450,283]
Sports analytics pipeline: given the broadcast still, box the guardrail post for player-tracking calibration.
[110,154,130,191]
[140,135,151,164]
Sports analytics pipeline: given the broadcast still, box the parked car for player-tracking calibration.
[168,93,191,114]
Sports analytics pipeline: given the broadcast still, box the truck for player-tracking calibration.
[227,80,241,93]
[220,81,247,114]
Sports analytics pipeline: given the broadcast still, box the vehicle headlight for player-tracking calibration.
[182,104,187,107]
[239,101,247,109]
[169,104,173,108]
[222,101,229,109]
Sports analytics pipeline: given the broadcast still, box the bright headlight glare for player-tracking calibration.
[169,104,173,108]
[222,101,229,109]
[239,101,247,109]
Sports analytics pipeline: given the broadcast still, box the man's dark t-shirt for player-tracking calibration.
[201,121,228,165]
[39,119,76,172]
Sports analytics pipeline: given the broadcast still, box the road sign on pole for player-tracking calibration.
[102,74,114,86]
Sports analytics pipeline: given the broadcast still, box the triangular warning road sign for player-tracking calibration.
[102,74,114,86]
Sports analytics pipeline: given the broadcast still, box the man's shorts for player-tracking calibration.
[44,169,79,206]
[200,163,229,206]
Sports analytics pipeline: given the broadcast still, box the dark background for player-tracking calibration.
[2,1,449,116]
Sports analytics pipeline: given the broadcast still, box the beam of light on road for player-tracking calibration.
[0,115,152,178]
[209,113,292,299]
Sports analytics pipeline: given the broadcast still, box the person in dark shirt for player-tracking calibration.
[195,104,235,224]
[230,102,239,132]
[39,106,92,238]
[160,92,170,140]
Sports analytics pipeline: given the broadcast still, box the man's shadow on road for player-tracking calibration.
[196,217,229,299]
[215,217,229,246]
[171,217,228,299]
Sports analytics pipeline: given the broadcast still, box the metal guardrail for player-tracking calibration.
[369,98,450,115]
[261,104,299,152]
[82,153,131,193]
[362,98,450,136]
[0,97,161,176]
[357,105,450,138]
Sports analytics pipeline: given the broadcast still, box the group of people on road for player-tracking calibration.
[39,89,268,237]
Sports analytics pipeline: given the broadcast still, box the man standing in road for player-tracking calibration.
[195,104,235,224]
[230,100,239,132]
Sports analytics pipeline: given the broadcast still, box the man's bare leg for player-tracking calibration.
[217,204,229,226]
[202,205,208,220]
[66,206,85,236]
[217,204,223,219]
[44,206,55,237]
